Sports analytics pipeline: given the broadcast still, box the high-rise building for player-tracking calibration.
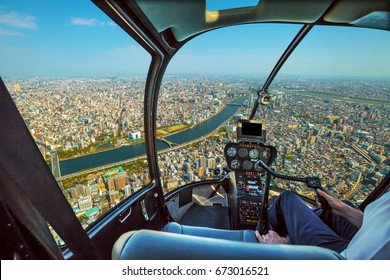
[85,185,92,196]
[306,130,313,141]
[51,152,61,179]
[78,196,92,211]
[109,190,120,205]
[182,112,188,122]
[114,172,130,190]
[199,156,207,168]
[207,158,215,169]
[248,95,253,109]
[187,171,194,181]
[107,178,116,190]
[76,184,85,196]
[124,184,132,197]
[69,186,79,200]
[198,166,205,177]
[374,172,384,182]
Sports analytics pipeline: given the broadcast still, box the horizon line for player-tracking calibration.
[3,73,390,80]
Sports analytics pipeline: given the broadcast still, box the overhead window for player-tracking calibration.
[206,0,259,11]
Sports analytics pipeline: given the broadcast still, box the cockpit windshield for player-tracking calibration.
[1,2,389,235]
[158,24,390,206]
[1,0,390,263]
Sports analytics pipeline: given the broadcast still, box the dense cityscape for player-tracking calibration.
[5,76,389,229]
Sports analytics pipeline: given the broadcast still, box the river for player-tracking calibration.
[292,90,390,106]
[58,98,246,175]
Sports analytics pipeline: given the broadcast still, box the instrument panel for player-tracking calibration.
[224,142,277,173]
[224,142,277,229]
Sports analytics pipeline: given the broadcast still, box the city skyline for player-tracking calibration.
[45,76,388,227]
[1,0,390,78]
[1,0,389,263]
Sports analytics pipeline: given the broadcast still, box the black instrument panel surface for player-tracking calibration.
[224,142,277,173]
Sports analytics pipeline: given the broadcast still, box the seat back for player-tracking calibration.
[113,229,343,260]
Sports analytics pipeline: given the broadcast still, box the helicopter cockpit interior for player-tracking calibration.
[0,0,389,261]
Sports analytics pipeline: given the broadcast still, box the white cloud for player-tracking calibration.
[0,12,37,30]
[0,28,25,37]
[71,17,116,27]
[99,21,116,27]
[71,17,97,27]
[106,22,116,27]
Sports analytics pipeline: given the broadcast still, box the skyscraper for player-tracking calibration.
[114,172,130,190]
[198,166,205,177]
[107,178,116,190]
[51,152,61,179]
[199,156,207,168]
[248,94,253,109]
[124,184,132,197]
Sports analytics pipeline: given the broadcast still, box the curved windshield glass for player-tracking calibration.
[158,24,389,205]
[1,0,151,232]
[157,24,302,193]
[253,26,390,205]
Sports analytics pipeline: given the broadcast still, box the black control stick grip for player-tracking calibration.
[255,160,332,211]
[306,177,331,211]
[256,212,269,235]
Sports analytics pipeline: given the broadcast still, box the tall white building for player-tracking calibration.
[124,184,132,197]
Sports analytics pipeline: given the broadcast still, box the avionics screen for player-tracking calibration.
[237,120,266,142]
[241,122,262,137]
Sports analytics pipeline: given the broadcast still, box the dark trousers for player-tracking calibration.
[268,191,359,253]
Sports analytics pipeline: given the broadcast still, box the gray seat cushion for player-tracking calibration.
[162,221,258,242]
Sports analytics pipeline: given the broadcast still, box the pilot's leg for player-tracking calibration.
[268,191,349,252]
[314,201,359,241]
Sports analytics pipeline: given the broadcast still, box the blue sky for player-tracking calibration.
[0,0,389,78]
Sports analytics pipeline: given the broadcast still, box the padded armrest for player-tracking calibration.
[112,230,343,260]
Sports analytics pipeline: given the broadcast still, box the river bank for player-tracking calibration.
[55,97,246,176]
[290,90,390,105]
[57,106,226,163]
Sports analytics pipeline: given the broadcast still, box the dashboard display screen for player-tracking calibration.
[242,121,262,137]
[237,120,266,143]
